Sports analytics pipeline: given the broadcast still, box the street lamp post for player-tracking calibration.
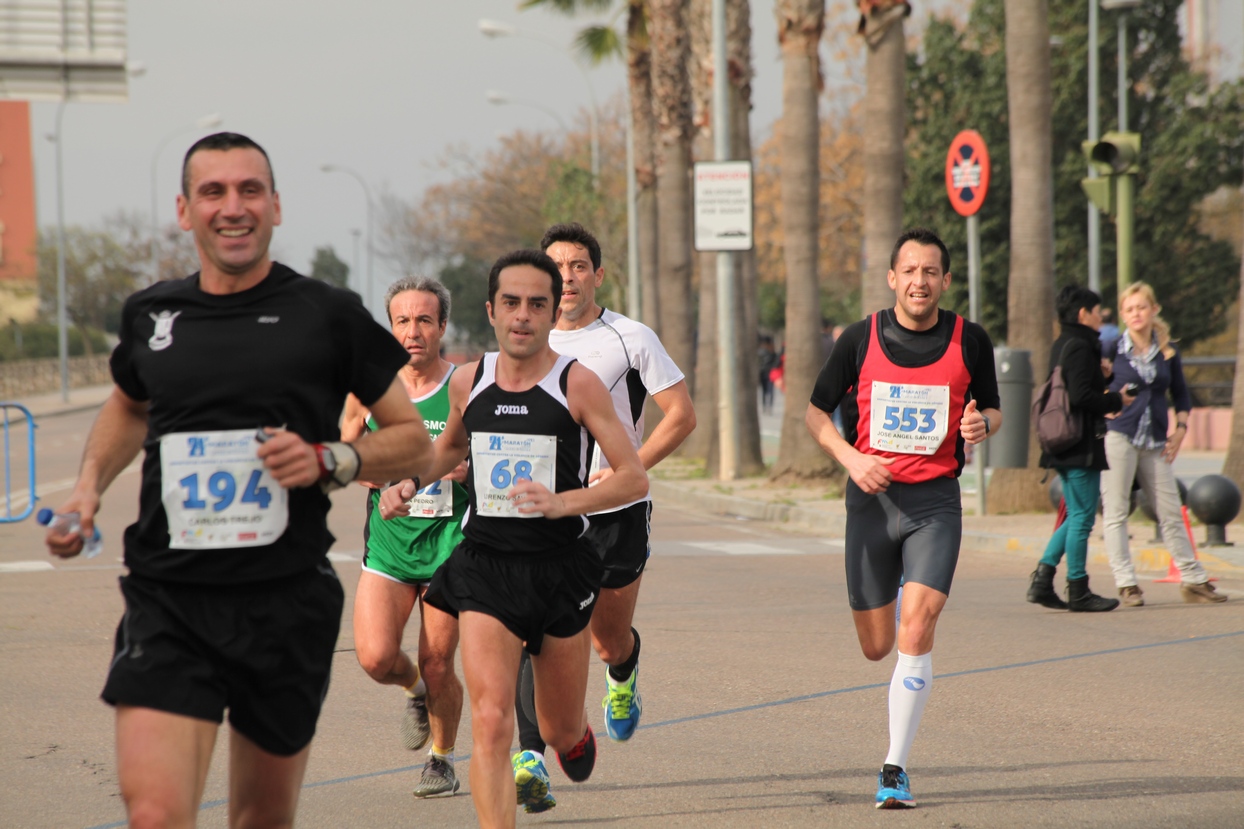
[1087,0,1101,294]
[485,90,569,132]
[321,163,374,314]
[150,113,223,283]
[1102,0,1141,292]
[53,100,69,402]
[478,18,600,185]
[349,228,361,295]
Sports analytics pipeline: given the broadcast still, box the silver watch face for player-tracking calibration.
[320,446,337,472]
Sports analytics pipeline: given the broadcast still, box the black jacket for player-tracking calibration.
[1039,322,1124,471]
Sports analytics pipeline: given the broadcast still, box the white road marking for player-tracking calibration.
[0,561,55,573]
[327,551,361,563]
[682,541,802,556]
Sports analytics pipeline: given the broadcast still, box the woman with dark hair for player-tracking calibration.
[1026,286,1133,612]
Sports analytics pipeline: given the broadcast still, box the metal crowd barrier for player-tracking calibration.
[1,402,36,523]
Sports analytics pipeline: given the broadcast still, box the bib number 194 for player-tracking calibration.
[179,470,273,512]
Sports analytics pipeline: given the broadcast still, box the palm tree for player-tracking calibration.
[771,0,836,479]
[522,1,661,329]
[650,0,696,381]
[859,1,909,320]
[988,0,1056,512]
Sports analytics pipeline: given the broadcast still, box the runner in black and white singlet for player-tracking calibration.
[509,224,696,809]
[44,133,432,827]
[382,249,648,829]
[805,228,1002,811]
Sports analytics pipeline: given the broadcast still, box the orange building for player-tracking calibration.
[0,101,39,322]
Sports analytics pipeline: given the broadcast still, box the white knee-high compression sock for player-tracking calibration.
[884,650,932,770]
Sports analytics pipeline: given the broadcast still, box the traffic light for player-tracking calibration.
[1089,131,1141,175]
[1080,130,1141,292]
[1079,132,1140,215]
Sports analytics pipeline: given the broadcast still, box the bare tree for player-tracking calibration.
[988,0,1056,512]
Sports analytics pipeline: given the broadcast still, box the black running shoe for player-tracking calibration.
[556,726,596,783]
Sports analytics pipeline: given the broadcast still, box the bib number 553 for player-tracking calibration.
[881,406,937,434]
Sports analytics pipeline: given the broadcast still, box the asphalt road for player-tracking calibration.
[2,408,1242,828]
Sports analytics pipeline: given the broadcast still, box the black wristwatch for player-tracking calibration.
[982,414,992,436]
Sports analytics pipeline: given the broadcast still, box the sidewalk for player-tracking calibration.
[649,463,1244,578]
[2,383,114,419]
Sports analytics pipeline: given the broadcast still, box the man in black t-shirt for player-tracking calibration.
[805,228,1002,810]
[45,133,433,827]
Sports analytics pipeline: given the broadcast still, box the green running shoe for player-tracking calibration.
[602,666,642,741]
[513,750,556,814]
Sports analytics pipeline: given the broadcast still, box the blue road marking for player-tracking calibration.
[83,629,1242,829]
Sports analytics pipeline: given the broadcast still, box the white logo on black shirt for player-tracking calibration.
[147,311,182,352]
[494,405,529,416]
[258,316,280,324]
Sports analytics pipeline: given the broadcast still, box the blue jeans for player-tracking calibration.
[1040,467,1101,581]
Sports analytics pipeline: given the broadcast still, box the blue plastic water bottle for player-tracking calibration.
[37,508,103,559]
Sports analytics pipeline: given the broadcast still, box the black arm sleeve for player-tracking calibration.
[964,322,1001,410]
[809,319,869,414]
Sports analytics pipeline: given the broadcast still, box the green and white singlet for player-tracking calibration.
[362,365,466,584]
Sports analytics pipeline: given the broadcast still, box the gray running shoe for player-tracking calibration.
[412,755,459,798]
[401,694,431,750]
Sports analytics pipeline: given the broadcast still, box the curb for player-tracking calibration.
[649,480,1244,574]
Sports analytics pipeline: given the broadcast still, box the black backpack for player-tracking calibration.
[1032,343,1082,455]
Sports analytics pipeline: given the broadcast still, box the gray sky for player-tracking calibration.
[29,0,968,318]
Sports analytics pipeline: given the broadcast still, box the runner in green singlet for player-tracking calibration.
[341,276,467,799]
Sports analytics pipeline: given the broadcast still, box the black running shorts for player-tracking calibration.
[424,539,602,655]
[101,563,345,756]
[586,501,652,589]
[843,476,961,611]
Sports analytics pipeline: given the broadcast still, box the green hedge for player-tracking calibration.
[0,323,109,362]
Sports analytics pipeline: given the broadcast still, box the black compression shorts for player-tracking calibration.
[101,563,344,756]
[843,477,961,611]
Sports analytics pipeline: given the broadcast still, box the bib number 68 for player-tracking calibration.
[490,459,534,489]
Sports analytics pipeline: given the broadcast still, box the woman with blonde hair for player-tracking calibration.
[1101,282,1227,605]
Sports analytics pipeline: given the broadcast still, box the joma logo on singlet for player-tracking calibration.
[494,405,529,416]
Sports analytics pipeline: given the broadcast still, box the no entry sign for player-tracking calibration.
[945,130,990,217]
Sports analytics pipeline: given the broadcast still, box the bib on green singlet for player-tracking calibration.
[869,381,951,455]
[160,429,288,549]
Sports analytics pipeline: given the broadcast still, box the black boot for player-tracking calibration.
[1026,563,1068,609]
[1067,576,1119,612]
